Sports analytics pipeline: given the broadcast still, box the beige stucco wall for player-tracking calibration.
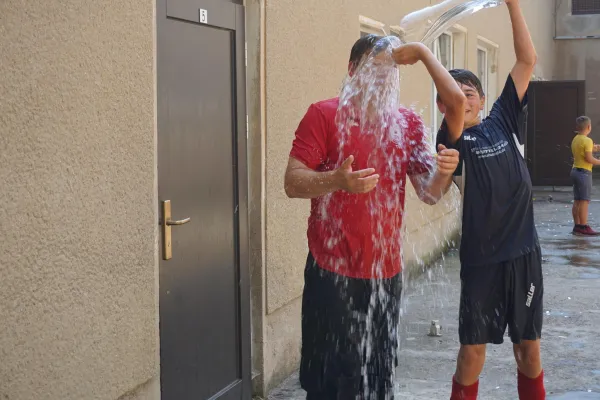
[553,0,600,144]
[0,1,159,399]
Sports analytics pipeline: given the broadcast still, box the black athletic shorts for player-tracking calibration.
[300,253,402,400]
[459,246,544,345]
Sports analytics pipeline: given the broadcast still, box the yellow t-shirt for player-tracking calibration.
[572,134,594,171]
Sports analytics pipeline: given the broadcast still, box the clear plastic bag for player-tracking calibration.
[398,0,506,46]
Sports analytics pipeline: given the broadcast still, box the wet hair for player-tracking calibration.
[575,116,591,133]
[437,69,485,102]
[349,34,384,71]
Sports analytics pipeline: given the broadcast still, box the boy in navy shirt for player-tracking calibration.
[436,0,545,399]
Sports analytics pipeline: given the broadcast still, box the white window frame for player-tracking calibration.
[359,16,386,37]
[431,32,454,143]
[477,45,489,119]
[433,32,454,69]
[476,35,500,119]
[451,24,468,69]
[430,25,467,142]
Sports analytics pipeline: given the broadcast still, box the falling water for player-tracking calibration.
[399,0,506,46]
[321,1,518,398]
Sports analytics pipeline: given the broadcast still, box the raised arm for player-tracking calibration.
[506,0,537,101]
[392,43,466,144]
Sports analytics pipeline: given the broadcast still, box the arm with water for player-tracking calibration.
[410,145,460,205]
[507,0,537,100]
[392,43,466,143]
[410,171,453,205]
[284,156,380,199]
[419,48,466,144]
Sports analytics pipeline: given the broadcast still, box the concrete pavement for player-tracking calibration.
[268,180,600,399]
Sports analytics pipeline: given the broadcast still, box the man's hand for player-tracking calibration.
[436,144,460,176]
[594,144,600,152]
[333,155,380,194]
[392,43,429,66]
[410,145,459,205]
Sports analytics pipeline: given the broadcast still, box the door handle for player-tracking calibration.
[166,217,191,226]
[161,200,190,260]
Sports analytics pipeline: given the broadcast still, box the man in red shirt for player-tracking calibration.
[284,35,465,399]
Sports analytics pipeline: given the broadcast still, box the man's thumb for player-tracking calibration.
[437,144,447,153]
[341,155,354,169]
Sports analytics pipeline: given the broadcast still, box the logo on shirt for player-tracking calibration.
[526,283,535,307]
[464,135,477,141]
[470,140,509,159]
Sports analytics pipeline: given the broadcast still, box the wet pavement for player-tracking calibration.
[267,178,600,400]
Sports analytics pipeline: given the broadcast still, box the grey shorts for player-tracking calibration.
[571,168,592,201]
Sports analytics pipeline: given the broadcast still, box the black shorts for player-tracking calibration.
[300,253,402,400]
[459,247,544,345]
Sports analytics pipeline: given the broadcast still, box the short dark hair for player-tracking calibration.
[349,34,384,71]
[437,69,485,102]
[575,116,591,132]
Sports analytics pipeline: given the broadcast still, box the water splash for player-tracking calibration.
[313,36,426,399]
[322,35,463,398]
[399,0,506,46]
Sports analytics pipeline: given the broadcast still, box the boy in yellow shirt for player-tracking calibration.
[571,116,600,235]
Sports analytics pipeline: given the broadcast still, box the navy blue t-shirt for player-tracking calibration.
[436,75,539,266]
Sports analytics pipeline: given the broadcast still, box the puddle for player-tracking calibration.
[537,237,600,268]
[579,271,600,279]
[546,310,571,317]
[549,392,600,400]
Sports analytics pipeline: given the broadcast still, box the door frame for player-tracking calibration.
[526,80,586,186]
[156,0,252,397]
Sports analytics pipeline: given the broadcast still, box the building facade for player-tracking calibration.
[0,0,565,399]
[553,0,600,145]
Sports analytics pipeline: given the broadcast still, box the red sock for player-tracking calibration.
[450,376,479,400]
[518,370,546,400]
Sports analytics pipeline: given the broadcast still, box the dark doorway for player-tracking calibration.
[156,0,251,399]
[526,80,586,186]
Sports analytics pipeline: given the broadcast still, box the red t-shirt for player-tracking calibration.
[290,97,434,279]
